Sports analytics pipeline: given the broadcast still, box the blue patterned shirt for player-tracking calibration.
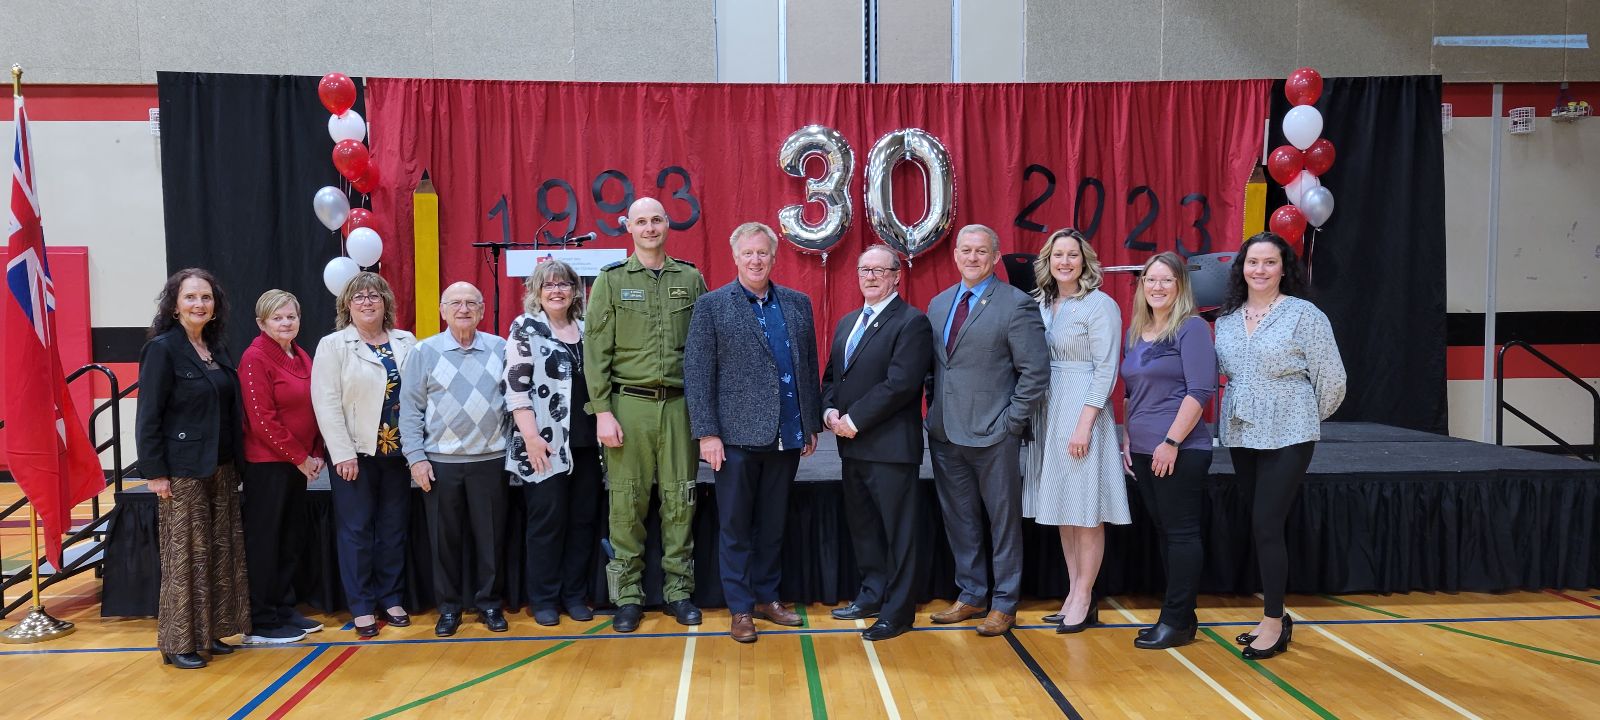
[742,282,805,451]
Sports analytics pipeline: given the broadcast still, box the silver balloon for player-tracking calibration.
[863,128,956,259]
[1300,185,1335,227]
[777,125,854,255]
[313,186,351,231]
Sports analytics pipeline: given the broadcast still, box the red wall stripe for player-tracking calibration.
[1442,82,1600,119]
[1446,344,1600,381]
[13,85,159,122]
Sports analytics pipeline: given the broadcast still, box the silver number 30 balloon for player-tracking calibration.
[777,125,854,257]
[864,128,956,260]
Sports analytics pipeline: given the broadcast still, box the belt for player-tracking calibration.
[614,384,684,401]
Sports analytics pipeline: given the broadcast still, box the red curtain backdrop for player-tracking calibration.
[366,80,1269,343]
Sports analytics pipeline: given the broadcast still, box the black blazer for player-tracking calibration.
[135,327,244,480]
[684,281,824,447]
[821,295,933,465]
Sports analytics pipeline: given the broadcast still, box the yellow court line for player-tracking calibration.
[854,618,901,720]
[671,624,698,720]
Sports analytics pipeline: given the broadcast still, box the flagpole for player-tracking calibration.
[2,64,76,644]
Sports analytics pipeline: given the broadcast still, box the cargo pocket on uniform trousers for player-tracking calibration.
[605,563,623,602]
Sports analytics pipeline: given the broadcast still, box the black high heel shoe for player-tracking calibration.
[209,639,235,655]
[1242,615,1293,660]
[1235,631,1256,645]
[162,652,207,669]
[1055,606,1101,634]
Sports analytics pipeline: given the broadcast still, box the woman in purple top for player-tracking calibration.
[1119,252,1217,650]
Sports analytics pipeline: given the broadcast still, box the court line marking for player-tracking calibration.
[265,645,360,720]
[1280,600,1482,720]
[795,604,828,720]
[671,625,698,720]
[1198,629,1338,720]
[1106,597,1263,719]
[227,645,329,720]
[363,619,613,719]
[1321,594,1600,667]
[1002,630,1084,719]
[854,619,901,720]
[11,612,1600,658]
[1545,590,1600,612]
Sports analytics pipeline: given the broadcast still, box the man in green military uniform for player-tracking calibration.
[584,196,708,633]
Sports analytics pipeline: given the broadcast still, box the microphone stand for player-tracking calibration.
[471,232,595,333]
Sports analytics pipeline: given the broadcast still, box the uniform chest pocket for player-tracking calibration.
[615,303,651,349]
[670,302,693,350]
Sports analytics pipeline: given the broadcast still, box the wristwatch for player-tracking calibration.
[1162,436,1180,448]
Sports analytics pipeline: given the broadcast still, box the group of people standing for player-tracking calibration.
[134,193,1343,669]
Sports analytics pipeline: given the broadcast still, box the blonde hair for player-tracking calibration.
[1128,252,1197,346]
[254,289,300,324]
[523,259,585,322]
[335,272,396,330]
[729,221,779,252]
[1031,229,1103,303]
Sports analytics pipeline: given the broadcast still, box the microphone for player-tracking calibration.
[564,232,597,245]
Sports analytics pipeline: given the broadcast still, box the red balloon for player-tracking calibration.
[1303,138,1336,176]
[343,207,380,236]
[1285,67,1323,107]
[332,139,370,182]
[352,162,381,194]
[318,73,357,115]
[1269,205,1307,244]
[1267,145,1305,186]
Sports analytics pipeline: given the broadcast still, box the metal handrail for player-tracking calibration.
[1496,340,1599,462]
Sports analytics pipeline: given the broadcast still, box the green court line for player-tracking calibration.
[1318,594,1600,666]
[364,619,613,719]
[794,604,828,720]
[1199,628,1340,720]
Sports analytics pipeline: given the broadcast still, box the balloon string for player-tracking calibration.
[1305,228,1316,285]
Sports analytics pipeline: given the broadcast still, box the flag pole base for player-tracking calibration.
[1,606,76,644]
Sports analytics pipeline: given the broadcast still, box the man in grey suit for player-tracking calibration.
[684,221,823,644]
[925,224,1049,636]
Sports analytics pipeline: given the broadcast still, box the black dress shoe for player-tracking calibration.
[435,612,462,637]
[385,611,412,627]
[1056,607,1101,634]
[1042,613,1064,624]
[481,608,509,632]
[565,603,594,622]
[831,603,880,621]
[862,620,911,642]
[1138,626,1153,639]
[1133,622,1196,650]
[1235,631,1257,645]
[533,608,560,626]
[356,621,379,638]
[664,599,702,626]
[162,652,207,669]
[614,604,644,633]
[208,639,235,655]
[1242,615,1293,660]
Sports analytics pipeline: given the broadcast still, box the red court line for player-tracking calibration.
[1544,590,1600,612]
[264,646,361,720]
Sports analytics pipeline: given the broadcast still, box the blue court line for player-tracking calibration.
[7,613,1600,657]
[227,645,329,720]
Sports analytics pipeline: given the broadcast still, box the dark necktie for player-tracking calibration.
[946,290,973,356]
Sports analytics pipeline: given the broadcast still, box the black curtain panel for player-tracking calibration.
[1268,75,1449,434]
[157,71,366,358]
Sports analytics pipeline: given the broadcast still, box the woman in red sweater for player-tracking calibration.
[239,289,325,644]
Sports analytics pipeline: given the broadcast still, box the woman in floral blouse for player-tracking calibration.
[1214,232,1346,660]
[311,272,418,638]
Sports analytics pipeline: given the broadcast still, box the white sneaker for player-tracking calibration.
[243,625,307,644]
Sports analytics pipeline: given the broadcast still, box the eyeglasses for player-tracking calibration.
[351,293,383,305]
[541,282,576,291]
[857,267,899,278]
[443,300,483,310]
[1142,277,1176,288]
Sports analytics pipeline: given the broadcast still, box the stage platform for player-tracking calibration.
[101,423,1600,617]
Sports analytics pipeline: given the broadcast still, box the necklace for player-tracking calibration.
[558,337,583,373]
[1244,295,1282,328]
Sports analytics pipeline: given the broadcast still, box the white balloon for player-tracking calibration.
[328,110,367,143]
[347,227,384,266]
[313,186,350,231]
[1301,186,1336,227]
[1285,170,1321,208]
[323,256,361,296]
[1283,105,1324,151]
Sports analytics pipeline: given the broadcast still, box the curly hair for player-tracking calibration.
[148,268,228,346]
[1217,232,1308,317]
[1030,228,1103,304]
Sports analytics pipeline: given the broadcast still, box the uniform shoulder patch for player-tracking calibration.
[671,256,696,268]
[601,259,627,271]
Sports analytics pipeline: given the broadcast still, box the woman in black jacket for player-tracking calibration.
[135,268,250,669]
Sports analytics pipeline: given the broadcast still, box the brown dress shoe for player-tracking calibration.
[976,612,1016,637]
[753,601,802,627]
[930,601,988,624]
[731,613,758,643]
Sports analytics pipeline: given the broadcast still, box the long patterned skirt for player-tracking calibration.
[157,463,251,654]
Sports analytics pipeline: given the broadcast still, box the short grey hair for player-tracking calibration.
[859,243,901,270]
[441,281,484,304]
[729,221,780,252]
[957,224,1000,252]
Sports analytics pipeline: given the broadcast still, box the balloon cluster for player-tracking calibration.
[312,72,385,295]
[1266,68,1336,248]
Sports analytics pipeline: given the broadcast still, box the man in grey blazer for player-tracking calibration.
[925,224,1049,636]
[684,221,823,644]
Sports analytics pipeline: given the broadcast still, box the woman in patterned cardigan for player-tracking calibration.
[504,259,601,626]
[1214,232,1347,660]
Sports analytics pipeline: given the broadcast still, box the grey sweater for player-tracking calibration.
[399,331,509,464]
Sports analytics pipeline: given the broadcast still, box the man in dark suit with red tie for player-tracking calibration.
[822,244,934,641]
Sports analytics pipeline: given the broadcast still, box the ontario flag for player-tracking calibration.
[3,92,103,569]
